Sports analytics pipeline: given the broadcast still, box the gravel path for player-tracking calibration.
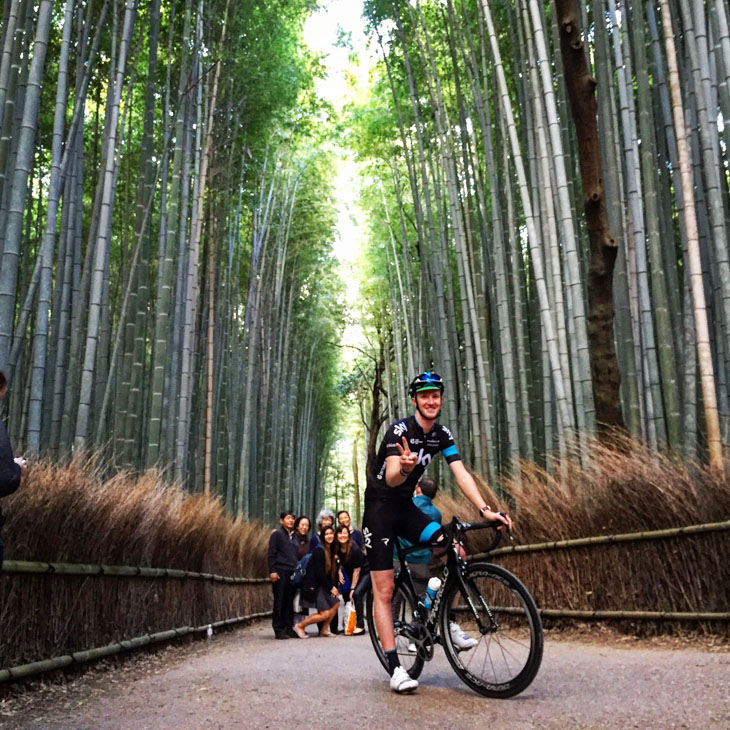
[2,622,728,730]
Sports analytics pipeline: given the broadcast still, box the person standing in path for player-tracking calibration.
[362,372,511,693]
[0,370,27,570]
[337,510,363,550]
[267,510,299,640]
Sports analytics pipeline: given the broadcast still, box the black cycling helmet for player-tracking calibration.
[408,372,444,398]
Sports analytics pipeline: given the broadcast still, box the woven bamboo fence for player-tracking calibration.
[468,519,730,630]
[3,519,729,685]
[0,560,272,681]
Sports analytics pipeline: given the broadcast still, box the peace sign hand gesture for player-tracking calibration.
[396,436,418,476]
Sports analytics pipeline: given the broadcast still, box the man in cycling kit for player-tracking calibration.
[362,372,513,693]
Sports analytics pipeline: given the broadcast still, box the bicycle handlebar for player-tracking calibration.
[446,515,509,552]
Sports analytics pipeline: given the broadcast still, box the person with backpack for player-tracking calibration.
[293,525,340,638]
[291,515,311,620]
[0,370,26,571]
[267,510,299,640]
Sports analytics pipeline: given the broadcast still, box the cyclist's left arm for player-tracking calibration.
[448,460,512,529]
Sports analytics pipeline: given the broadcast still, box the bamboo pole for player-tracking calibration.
[659,0,723,470]
[1,560,269,583]
[0,612,272,684]
[470,520,730,560]
[453,606,730,622]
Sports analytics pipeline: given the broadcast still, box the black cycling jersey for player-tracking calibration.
[365,414,461,503]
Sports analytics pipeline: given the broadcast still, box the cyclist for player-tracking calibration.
[362,372,512,693]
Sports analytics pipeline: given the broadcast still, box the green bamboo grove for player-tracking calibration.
[0,0,728,519]
[0,0,343,522]
[350,0,730,478]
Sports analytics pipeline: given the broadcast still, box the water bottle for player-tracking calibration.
[422,577,442,610]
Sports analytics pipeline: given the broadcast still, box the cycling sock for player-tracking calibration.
[385,649,399,675]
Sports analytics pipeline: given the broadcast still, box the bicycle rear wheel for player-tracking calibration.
[366,584,425,680]
[440,562,543,698]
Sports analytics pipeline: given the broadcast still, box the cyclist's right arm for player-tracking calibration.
[385,437,417,486]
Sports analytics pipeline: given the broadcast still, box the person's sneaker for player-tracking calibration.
[293,624,309,639]
[286,628,299,639]
[390,665,418,694]
[275,632,289,640]
[449,621,478,650]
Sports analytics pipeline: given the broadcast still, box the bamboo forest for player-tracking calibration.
[0,0,729,524]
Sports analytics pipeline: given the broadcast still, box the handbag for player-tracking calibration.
[344,600,357,635]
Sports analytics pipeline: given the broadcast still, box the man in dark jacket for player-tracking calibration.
[267,510,299,639]
[0,370,26,570]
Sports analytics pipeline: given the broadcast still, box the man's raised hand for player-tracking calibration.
[396,436,418,474]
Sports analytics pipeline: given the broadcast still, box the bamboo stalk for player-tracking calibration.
[537,609,730,621]
[0,612,273,684]
[470,520,730,559]
[1,560,269,583]
[453,606,730,621]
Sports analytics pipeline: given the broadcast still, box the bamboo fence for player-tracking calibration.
[1,519,727,685]
[468,519,730,624]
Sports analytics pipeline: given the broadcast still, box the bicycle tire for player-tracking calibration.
[366,584,425,680]
[440,561,543,698]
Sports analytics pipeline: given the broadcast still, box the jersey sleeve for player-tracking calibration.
[439,425,461,464]
[383,420,408,458]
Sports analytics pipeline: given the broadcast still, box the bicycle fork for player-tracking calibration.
[453,565,499,635]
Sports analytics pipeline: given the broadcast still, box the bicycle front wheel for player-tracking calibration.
[366,584,425,680]
[440,562,543,698]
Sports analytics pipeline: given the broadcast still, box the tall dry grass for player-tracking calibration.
[0,456,272,669]
[435,436,730,637]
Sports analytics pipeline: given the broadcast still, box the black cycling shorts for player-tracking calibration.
[362,498,444,571]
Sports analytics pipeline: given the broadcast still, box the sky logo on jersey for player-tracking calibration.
[381,538,390,547]
[363,527,372,549]
[416,449,432,467]
[393,422,407,437]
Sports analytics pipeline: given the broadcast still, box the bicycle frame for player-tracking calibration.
[393,519,500,644]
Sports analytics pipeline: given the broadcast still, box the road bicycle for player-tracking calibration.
[366,516,543,698]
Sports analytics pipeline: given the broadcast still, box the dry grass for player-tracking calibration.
[435,436,730,638]
[0,455,271,669]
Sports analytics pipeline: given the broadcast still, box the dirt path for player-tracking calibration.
[2,622,728,730]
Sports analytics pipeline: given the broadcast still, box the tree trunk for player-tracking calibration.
[554,0,624,433]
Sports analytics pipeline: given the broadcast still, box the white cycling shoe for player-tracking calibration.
[449,621,478,650]
[390,665,418,694]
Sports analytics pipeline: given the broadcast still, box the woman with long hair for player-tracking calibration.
[335,523,364,634]
[293,525,340,638]
[335,523,362,603]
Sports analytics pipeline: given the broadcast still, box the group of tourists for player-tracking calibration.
[267,507,369,640]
